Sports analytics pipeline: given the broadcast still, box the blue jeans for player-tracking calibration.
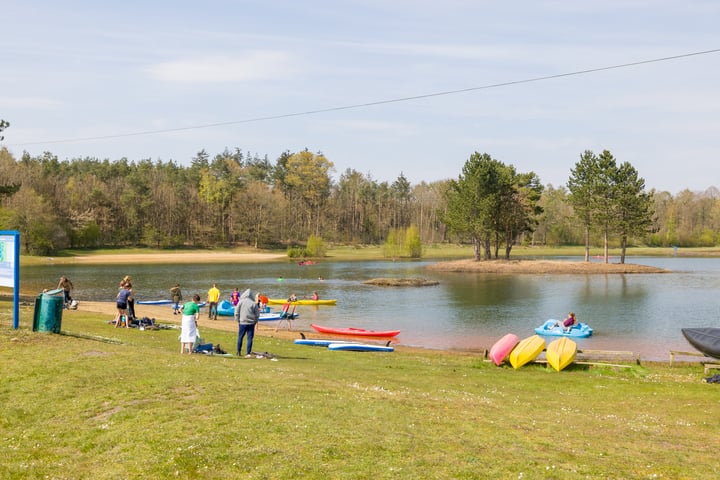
[237,324,255,356]
[208,302,218,319]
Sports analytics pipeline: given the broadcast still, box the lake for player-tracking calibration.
[17,256,720,361]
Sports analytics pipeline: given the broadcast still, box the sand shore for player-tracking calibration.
[79,300,301,343]
[426,258,669,274]
[65,252,286,265]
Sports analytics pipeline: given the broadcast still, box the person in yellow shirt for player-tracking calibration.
[207,283,221,320]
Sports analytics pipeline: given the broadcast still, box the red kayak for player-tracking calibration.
[310,324,400,338]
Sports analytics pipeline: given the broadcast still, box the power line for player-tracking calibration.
[11,48,720,147]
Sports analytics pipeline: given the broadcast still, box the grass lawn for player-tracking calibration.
[1,305,718,479]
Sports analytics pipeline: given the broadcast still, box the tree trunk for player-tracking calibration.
[584,225,590,262]
[505,229,513,259]
[603,224,609,264]
[472,237,480,261]
[483,234,492,260]
[620,236,627,264]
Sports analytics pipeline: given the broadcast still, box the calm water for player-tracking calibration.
[17,256,720,361]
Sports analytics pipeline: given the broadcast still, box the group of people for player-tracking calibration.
[177,283,284,357]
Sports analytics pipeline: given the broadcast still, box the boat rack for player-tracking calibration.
[668,350,720,374]
[668,350,715,366]
[576,349,641,365]
[483,348,641,368]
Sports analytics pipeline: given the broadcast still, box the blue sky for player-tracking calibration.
[2,1,719,193]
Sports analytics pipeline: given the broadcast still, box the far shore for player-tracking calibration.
[427,258,669,274]
[43,252,287,265]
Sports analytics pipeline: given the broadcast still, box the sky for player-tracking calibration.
[2,1,720,193]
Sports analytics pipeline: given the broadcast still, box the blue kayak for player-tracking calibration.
[328,343,394,352]
[136,299,173,305]
[534,320,593,338]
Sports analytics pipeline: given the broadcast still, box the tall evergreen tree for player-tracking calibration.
[613,162,654,263]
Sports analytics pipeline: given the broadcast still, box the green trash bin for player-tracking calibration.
[33,291,64,333]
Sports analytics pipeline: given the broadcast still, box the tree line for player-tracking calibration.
[0,145,718,258]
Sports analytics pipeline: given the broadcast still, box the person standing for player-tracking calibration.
[234,288,259,358]
[207,283,221,320]
[180,294,201,354]
[57,276,74,308]
[120,276,136,321]
[230,287,240,307]
[115,285,132,328]
[170,283,182,315]
[257,292,268,312]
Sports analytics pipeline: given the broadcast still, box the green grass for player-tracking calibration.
[1,305,718,479]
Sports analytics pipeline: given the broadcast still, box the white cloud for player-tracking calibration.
[146,51,292,83]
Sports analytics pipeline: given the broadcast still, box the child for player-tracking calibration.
[562,312,577,332]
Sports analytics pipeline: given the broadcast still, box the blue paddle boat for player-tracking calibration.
[534,320,593,338]
[216,300,298,320]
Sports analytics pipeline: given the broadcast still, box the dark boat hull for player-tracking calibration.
[681,328,720,359]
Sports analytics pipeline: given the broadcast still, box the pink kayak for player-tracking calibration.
[488,333,520,366]
[310,324,400,338]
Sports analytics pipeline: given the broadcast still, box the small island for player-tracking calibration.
[363,278,440,286]
[426,259,669,274]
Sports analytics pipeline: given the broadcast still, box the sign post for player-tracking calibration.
[0,231,20,329]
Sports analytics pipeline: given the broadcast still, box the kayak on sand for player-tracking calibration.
[545,337,578,372]
[509,335,545,369]
[488,333,519,366]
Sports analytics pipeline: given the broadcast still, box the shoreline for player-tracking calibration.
[426,258,669,274]
[40,252,287,265]
[74,301,443,355]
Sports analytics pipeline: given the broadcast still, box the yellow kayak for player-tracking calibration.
[267,298,337,306]
[508,335,546,369]
[545,337,577,372]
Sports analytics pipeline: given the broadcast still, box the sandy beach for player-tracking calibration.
[66,252,286,264]
[79,300,302,344]
[426,258,669,274]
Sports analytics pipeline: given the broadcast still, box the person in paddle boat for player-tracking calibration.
[235,289,259,358]
[288,293,298,302]
[562,312,577,332]
[310,291,319,301]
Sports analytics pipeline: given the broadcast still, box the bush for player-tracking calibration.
[305,235,327,257]
[287,246,306,258]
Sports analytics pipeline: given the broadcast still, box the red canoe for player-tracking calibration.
[310,324,400,338]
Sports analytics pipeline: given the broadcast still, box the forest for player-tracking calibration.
[0,144,718,256]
